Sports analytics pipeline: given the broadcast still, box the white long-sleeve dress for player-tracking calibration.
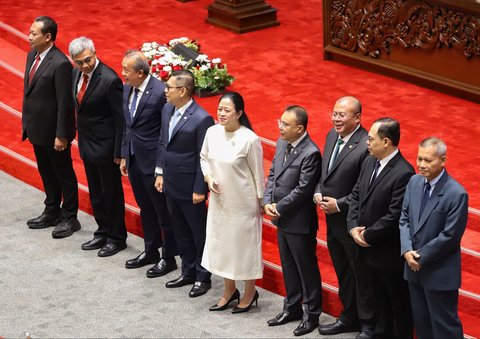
[200,124,265,280]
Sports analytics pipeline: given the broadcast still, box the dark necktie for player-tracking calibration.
[419,181,431,216]
[369,160,381,188]
[283,143,293,165]
[328,138,344,171]
[76,74,89,104]
[28,54,41,86]
[129,88,140,119]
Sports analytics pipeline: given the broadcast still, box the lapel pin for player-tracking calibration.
[349,145,352,149]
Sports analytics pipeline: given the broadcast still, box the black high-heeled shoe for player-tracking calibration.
[231,290,259,314]
[209,289,240,311]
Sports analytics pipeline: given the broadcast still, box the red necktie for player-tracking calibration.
[76,74,89,104]
[28,54,41,86]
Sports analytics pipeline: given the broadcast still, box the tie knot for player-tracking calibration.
[35,54,41,61]
[425,181,431,191]
[337,138,344,146]
[286,143,293,153]
[375,160,381,169]
[83,74,89,81]
[134,88,140,95]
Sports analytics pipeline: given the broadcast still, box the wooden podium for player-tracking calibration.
[206,0,279,34]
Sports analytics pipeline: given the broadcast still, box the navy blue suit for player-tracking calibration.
[156,100,214,282]
[400,171,468,339]
[121,76,176,259]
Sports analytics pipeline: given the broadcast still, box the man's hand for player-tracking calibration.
[114,157,122,165]
[193,193,205,204]
[319,196,339,215]
[404,250,422,272]
[54,137,67,151]
[264,203,280,220]
[313,193,323,204]
[351,226,370,247]
[154,175,163,192]
[120,159,128,176]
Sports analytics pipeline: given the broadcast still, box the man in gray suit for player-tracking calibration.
[263,106,322,337]
[400,137,468,339]
[313,96,368,335]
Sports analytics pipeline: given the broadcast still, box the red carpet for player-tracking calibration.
[1,0,480,336]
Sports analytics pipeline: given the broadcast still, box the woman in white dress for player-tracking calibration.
[200,92,265,313]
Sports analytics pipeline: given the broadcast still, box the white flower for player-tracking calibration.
[196,54,209,63]
[163,65,172,72]
[212,58,221,64]
[200,64,210,72]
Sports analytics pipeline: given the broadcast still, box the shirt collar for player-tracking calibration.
[136,74,151,93]
[338,124,361,144]
[37,45,54,60]
[82,58,99,78]
[175,99,194,116]
[425,169,445,187]
[290,132,307,148]
[379,148,399,167]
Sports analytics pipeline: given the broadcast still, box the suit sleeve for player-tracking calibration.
[399,180,414,255]
[107,77,125,158]
[262,152,277,206]
[417,191,469,266]
[337,149,369,211]
[193,114,215,194]
[363,169,413,246]
[55,59,74,140]
[275,150,321,216]
[347,176,361,232]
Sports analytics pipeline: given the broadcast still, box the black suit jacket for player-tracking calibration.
[263,135,322,234]
[121,76,166,174]
[22,45,75,145]
[156,100,214,200]
[315,127,369,238]
[73,61,124,163]
[347,152,415,270]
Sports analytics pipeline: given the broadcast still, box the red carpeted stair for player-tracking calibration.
[1,0,480,336]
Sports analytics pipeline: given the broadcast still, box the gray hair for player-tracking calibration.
[124,50,150,75]
[69,37,96,58]
[419,137,447,157]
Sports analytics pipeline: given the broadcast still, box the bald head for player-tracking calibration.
[332,96,362,137]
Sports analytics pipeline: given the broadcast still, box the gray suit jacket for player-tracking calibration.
[314,127,369,238]
[263,134,321,234]
[399,171,468,290]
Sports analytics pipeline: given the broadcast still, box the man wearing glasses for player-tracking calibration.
[263,106,322,336]
[313,96,369,336]
[69,37,127,256]
[155,70,214,298]
[120,50,178,273]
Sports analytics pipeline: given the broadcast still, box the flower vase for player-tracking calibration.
[194,87,225,98]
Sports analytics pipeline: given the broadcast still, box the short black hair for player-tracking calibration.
[374,117,400,146]
[285,105,308,130]
[34,16,58,41]
[171,70,195,96]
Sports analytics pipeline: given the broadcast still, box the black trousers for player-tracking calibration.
[326,228,360,324]
[128,155,177,259]
[33,144,78,219]
[165,196,210,282]
[277,228,322,319]
[83,157,126,244]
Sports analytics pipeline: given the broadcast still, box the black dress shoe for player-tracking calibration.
[146,258,177,278]
[189,281,212,298]
[27,213,63,229]
[293,319,319,336]
[232,290,259,314]
[319,319,359,335]
[125,251,159,269]
[356,329,374,339]
[98,242,127,257]
[267,311,303,326]
[81,237,106,250]
[165,275,195,288]
[209,289,240,311]
[52,218,81,238]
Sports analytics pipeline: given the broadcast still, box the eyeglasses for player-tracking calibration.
[74,56,95,66]
[165,84,185,91]
[277,119,298,128]
[330,111,359,119]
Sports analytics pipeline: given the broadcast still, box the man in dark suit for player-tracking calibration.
[154,70,214,298]
[68,37,127,257]
[23,16,80,238]
[400,137,468,339]
[313,96,368,335]
[120,50,177,274]
[347,118,414,339]
[263,106,322,337]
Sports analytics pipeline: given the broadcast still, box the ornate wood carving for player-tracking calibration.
[328,0,480,59]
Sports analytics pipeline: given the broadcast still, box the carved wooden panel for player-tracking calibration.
[323,0,480,102]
